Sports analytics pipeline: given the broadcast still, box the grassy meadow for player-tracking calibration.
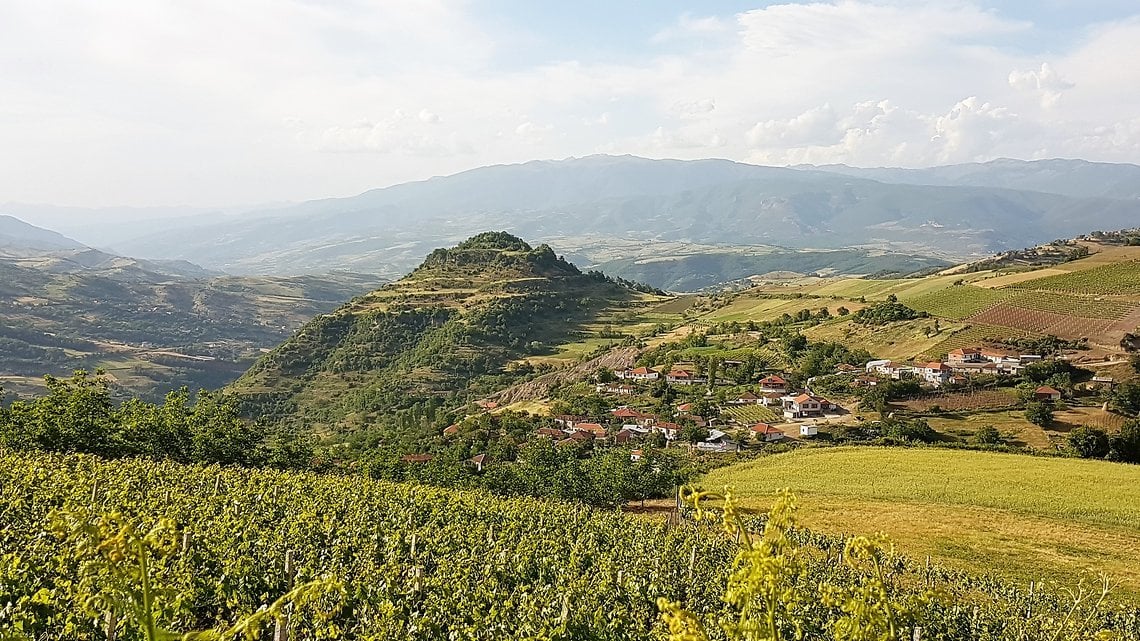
[700,447,1140,599]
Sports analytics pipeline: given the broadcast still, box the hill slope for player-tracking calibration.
[0,215,86,252]
[0,252,382,400]
[231,232,656,440]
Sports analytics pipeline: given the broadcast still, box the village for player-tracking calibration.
[411,337,1098,473]
[435,344,1065,462]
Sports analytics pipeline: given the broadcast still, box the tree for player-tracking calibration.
[594,367,616,383]
[680,424,710,443]
[836,306,850,316]
[1024,401,1054,427]
[1110,381,1140,416]
[1069,426,1110,459]
[1109,420,1140,463]
[971,425,1003,446]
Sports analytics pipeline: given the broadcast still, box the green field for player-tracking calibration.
[700,447,1140,598]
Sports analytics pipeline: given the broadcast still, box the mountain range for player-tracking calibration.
[5,156,1140,292]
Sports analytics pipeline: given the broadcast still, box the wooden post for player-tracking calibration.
[213,476,221,495]
[181,531,191,556]
[273,550,295,641]
[410,534,417,559]
[90,480,99,504]
[105,610,117,641]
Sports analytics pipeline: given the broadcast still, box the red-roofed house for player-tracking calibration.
[572,422,608,437]
[630,449,643,461]
[917,361,952,386]
[1035,385,1062,401]
[655,421,681,440]
[676,402,693,412]
[468,454,486,472]
[666,369,697,385]
[759,375,787,393]
[783,393,823,419]
[536,427,566,439]
[750,423,785,442]
[476,400,499,410]
[618,366,659,381]
[442,424,460,437]
[947,347,985,365]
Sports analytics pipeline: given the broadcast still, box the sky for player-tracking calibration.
[3,0,1140,208]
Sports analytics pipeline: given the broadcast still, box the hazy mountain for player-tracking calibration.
[0,215,86,252]
[103,156,1140,284]
[804,158,1140,200]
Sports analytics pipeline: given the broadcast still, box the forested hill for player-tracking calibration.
[230,232,653,444]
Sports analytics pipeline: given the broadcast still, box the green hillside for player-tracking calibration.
[231,232,658,441]
[0,254,381,400]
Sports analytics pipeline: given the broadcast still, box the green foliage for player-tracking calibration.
[0,371,269,466]
[1110,382,1140,416]
[852,296,928,326]
[1024,401,1055,427]
[1109,420,1140,463]
[971,425,1004,446]
[1069,426,1111,459]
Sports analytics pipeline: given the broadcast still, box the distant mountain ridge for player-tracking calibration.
[0,215,86,252]
[802,158,1140,200]
[88,156,1140,284]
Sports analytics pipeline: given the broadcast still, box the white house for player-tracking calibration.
[784,393,823,419]
[799,423,819,437]
[916,361,952,386]
[616,366,658,381]
[750,423,785,442]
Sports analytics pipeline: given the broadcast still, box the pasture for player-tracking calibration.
[700,447,1140,599]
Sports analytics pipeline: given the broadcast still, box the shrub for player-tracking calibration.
[1068,426,1110,459]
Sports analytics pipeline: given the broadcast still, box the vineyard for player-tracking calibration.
[894,388,1020,412]
[905,285,1010,319]
[3,450,1140,639]
[722,404,782,425]
[1009,260,1140,295]
[1002,290,1137,320]
[968,305,1115,340]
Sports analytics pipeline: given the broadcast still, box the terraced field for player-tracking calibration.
[894,388,1020,412]
[1002,290,1136,319]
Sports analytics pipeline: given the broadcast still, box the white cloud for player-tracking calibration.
[1,1,1140,206]
[1009,63,1075,107]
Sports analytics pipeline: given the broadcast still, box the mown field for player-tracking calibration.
[700,447,1140,599]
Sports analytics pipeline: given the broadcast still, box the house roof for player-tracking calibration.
[792,393,816,404]
[470,454,486,465]
[577,422,606,434]
[568,430,594,441]
[611,407,644,418]
[442,424,460,435]
[751,423,783,435]
[760,375,786,384]
[737,391,759,400]
[631,449,643,456]
[668,369,692,378]
[657,421,681,431]
[401,454,434,463]
[630,366,653,375]
[537,427,565,437]
[676,402,692,411]
[1036,385,1062,395]
[922,362,950,370]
